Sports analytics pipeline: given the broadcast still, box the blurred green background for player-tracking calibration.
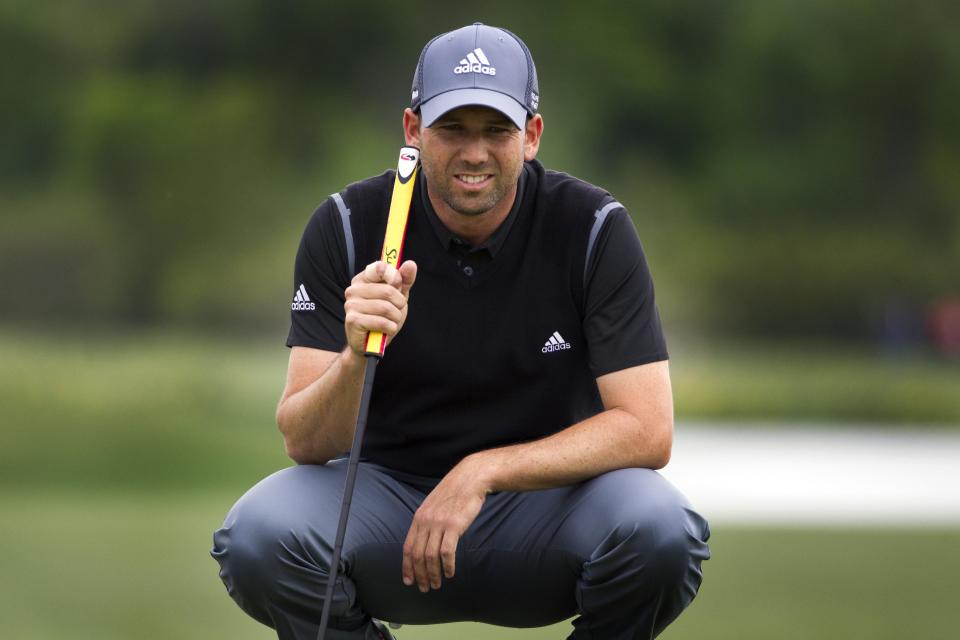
[1,1,958,638]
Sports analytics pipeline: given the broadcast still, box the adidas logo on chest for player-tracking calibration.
[454,48,496,76]
[542,331,571,353]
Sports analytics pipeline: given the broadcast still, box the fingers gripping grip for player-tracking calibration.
[364,146,419,357]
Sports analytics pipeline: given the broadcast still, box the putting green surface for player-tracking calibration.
[2,333,957,637]
[0,489,956,640]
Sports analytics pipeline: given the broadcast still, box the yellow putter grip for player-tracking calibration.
[364,146,420,357]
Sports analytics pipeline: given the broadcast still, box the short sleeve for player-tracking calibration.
[285,197,352,351]
[583,204,668,376]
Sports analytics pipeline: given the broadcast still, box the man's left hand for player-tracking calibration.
[402,455,491,592]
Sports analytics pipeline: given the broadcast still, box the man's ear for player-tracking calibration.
[524,114,544,161]
[403,108,422,147]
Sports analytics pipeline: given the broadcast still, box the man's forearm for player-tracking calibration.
[400,404,672,590]
[276,347,367,464]
[399,362,673,592]
[277,261,418,465]
[463,407,672,494]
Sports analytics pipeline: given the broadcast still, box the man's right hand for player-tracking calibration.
[343,260,418,356]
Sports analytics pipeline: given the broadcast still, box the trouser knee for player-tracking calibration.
[576,469,710,634]
[211,464,383,640]
[638,510,709,597]
[210,466,357,629]
[212,499,294,626]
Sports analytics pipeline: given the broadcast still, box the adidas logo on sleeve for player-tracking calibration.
[541,331,571,353]
[291,284,316,311]
[454,48,496,76]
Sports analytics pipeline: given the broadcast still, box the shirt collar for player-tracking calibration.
[420,163,528,257]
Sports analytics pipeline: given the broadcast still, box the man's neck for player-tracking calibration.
[427,183,518,247]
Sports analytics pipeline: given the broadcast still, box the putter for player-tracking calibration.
[317,146,420,640]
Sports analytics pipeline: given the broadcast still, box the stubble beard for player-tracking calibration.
[443,179,505,216]
[424,162,522,217]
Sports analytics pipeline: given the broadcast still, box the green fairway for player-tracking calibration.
[1,330,958,638]
[0,332,292,492]
[1,330,957,500]
[0,490,956,639]
[669,341,960,424]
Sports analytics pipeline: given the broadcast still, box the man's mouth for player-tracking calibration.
[456,174,492,186]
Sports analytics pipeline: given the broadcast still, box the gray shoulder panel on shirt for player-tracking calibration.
[330,192,356,277]
[584,200,624,289]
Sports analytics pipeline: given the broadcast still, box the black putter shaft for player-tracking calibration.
[315,146,419,640]
[317,355,379,640]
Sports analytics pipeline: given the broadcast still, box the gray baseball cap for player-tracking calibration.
[411,23,540,130]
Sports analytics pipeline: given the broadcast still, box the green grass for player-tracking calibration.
[0,489,956,640]
[0,331,291,491]
[670,341,960,424]
[1,329,957,497]
[0,330,957,638]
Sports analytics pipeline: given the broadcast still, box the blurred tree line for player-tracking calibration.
[1,0,957,342]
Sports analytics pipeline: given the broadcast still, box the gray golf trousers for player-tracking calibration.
[211,460,710,639]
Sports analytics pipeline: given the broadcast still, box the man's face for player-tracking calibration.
[413,106,536,217]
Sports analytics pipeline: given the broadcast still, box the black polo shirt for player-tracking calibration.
[287,160,667,476]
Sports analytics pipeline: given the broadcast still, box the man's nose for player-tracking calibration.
[459,133,490,165]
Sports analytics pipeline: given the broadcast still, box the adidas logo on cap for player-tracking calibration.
[542,331,571,353]
[291,284,316,311]
[454,48,496,76]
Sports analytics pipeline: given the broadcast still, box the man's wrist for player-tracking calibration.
[341,345,367,371]
[462,449,507,495]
